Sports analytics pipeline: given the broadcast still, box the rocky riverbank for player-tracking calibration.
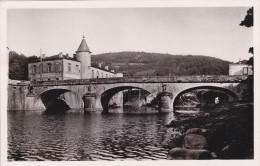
[165,102,253,159]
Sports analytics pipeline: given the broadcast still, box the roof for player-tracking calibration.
[29,54,79,63]
[44,54,74,61]
[76,37,91,53]
[235,60,248,65]
[91,66,115,74]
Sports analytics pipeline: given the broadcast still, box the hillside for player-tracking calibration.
[92,52,230,77]
[9,51,230,80]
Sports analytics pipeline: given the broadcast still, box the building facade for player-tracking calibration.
[229,63,253,76]
[28,36,122,81]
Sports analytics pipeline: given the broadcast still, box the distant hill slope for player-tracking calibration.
[92,52,230,77]
[9,51,230,80]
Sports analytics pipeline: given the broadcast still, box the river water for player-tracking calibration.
[8,109,178,161]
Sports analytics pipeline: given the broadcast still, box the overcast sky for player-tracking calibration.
[7,7,253,62]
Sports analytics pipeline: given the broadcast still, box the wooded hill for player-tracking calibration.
[92,52,230,77]
[9,51,230,80]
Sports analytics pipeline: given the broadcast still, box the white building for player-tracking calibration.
[229,61,253,75]
[28,36,123,81]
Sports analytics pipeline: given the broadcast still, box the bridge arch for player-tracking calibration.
[173,86,238,112]
[100,86,153,112]
[39,88,83,111]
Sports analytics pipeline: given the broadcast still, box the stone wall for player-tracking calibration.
[31,75,248,86]
[8,83,83,111]
[8,84,45,110]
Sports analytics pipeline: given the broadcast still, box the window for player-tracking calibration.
[41,64,44,73]
[55,62,60,72]
[33,65,36,73]
[92,70,94,78]
[96,71,99,78]
[106,74,108,78]
[88,66,91,70]
[101,73,103,78]
[47,63,51,73]
[56,78,59,80]
[243,67,248,75]
[48,78,51,81]
[68,63,71,72]
[76,65,79,72]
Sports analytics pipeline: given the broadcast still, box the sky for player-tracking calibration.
[7,7,253,62]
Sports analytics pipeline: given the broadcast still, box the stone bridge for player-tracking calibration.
[8,75,248,112]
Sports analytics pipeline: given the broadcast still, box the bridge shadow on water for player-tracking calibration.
[44,99,71,114]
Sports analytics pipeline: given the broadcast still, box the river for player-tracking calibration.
[8,109,178,161]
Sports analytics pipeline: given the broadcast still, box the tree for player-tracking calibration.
[240,7,254,67]
[239,7,254,102]
[9,51,28,80]
[240,7,253,27]
[248,47,254,54]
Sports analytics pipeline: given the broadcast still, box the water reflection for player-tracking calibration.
[8,109,174,161]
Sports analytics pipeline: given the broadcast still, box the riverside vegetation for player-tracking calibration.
[165,76,254,160]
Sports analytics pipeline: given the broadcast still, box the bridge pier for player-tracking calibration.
[82,93,96,112]
[158,92,173,113]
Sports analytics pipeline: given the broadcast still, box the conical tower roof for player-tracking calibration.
[76,36,91,53]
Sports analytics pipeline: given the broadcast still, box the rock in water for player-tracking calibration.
[186,128,212,137]
[186,128,203,135]
[167,148,211,160]
[183,134,208,149]
[167,136,183,149]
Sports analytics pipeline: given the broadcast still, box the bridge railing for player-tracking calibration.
[30,75,248,86]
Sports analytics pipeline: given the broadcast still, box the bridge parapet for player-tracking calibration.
[31,75,248,86]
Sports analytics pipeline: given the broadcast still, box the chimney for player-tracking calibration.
[111,69,115,73]
[59,52,62,58]
[42,54,45,59]
[98,63,102,68]
[105,66,109,70]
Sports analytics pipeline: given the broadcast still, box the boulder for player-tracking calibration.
[167,136,183,149]
[186,128,214,139]
[167,147,211,160]
[163,131,183,149]
[186,128,203,135]
[183,134,208,149]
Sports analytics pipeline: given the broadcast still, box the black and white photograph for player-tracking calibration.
[0,1,259,165]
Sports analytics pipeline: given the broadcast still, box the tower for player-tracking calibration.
[76,35,92,79]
